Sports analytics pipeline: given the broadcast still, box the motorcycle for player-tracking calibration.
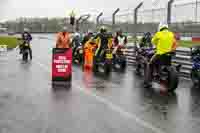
[20,42,30,62]
[135,46,154,75]
[113,45,127,71]
[190,47,200,87]
[144,49,181,92]
[93,48,113,75]
[73,44,84,65]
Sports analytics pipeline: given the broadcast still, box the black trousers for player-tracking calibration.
[20,46,32,60]
[148,54,172,80]
[95,47,106,62]
[28,47,32,59]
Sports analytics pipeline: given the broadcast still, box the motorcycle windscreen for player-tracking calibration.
[52,48,72,82]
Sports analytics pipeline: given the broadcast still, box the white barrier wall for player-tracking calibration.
[180,37,192,41]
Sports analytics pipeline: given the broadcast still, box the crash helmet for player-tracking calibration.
[62,26,68,32]
[99,26,107,33]
[74,32,81,38]
[116,28,123,36]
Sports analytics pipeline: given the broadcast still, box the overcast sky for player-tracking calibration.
[0,0,197,21]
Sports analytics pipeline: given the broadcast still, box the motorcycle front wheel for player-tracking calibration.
[143,63,152,88]
[104,62,112,75]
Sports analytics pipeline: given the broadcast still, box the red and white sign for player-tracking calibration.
[52,48,72,81]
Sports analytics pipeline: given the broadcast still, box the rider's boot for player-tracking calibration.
[135,64,141,75]
[144,81,152,88]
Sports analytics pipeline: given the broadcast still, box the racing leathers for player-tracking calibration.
[94,33,113,62]
[72,35,82,55]
[139,33,152,48]
[113,34,127,54]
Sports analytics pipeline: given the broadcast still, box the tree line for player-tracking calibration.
[3,17,96,33]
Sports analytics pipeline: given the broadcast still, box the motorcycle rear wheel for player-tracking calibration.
[191,69,200,87]
[167,66,179,92]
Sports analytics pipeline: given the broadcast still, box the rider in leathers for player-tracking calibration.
[94,26,113,62]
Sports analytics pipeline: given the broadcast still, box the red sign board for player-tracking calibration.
[52,48,72,82]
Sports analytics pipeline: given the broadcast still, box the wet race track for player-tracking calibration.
[0,34,200,133]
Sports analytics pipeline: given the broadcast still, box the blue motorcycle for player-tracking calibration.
[191,47,200,87]
[135,47,154,75]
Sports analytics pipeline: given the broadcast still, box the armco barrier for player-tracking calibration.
[124,46,192,78]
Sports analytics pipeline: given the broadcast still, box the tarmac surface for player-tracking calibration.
[0,34,199,133]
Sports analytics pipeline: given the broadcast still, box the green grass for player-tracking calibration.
[178,40,200,48]
[0,36,22,49]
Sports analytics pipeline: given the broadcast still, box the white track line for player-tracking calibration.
[34,59,165,133]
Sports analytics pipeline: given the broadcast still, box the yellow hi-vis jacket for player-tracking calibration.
[152,29,177,55]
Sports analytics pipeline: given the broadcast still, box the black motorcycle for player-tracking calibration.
[144,50,181,92]
[113,45,127,71]
[20,42,30,62]
[73,44,83,65]
[93,48,113,75]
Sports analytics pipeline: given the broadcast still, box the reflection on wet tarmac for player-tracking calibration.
[82,68,93,89]
[190,87,200,118]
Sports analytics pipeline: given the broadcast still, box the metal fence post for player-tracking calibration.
[195,0,198,23]
[134,2,143,25]
[76,14,90,32]
[76,17,82,32]
[112,8,120,31]
[81,14,90,33]
[167,0,174,24]
[134,2,143,45]
[96,12,103,29]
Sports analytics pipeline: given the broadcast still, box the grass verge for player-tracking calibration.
[0,36,22,49]
[178,40,200,48]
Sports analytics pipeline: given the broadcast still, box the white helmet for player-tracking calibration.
[74,32,80,37]
[62,26,68,32]
[158,23,169,31]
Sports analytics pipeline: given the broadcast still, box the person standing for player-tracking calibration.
[56,27,72,48]
[21,28,33,60]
